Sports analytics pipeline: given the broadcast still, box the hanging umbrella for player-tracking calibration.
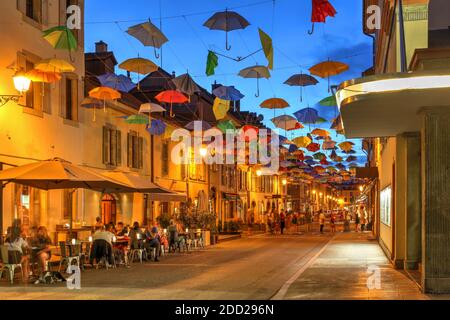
[336,163,346,170]
[260,98,289,110]
[348,163,359,168]
[322,139,337,150]
[309,60,349,91]
[238,65,271,97]
[306,143,320,152]
[334,156,344,162]
[213,98,230,120]
[81,97,103,122]
[88,86,121,112]
[124,114,150,125]
[314,166,326,174]
[319,95,337,107]
[284,73,319,102]
[288,144,298,153]
[316,117,328,124]
[203,10,250,50]
[271,115,302,131]
[293,136,312,148]
[155,90,188,118]
[331,114,344,132]
[126,20,169,59]
[217,120,236,134]
[42,26,77,59]
[139,102,166,114]
[343,149,357,154]
[346,156,358,162]
[97,73,136,92]
[330,150,338,159]
[26,69,61,83]
[119,58,158,89]
[327,166,337,173]
[309,0,337,35]
[313,152,326,161]
[239,125,259,142]
[338,141,354,152]
[172,73,201,101]
[311,128,330,137]
[212,85,244,101]
[146,119,167,136]
[185,120,212,131]
[320,158,330,165]
[35,58,75,73]
[294,108,320,124]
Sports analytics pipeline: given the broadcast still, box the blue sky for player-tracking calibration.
[85,0,373,166]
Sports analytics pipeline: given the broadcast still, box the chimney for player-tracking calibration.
[96,41,108,53]
[172,71,176,78]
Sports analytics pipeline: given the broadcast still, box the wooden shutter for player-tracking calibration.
[102,126,109,164]
[110,129,117,166]
[116,130,122,166]
[127,133,132,168]
[71,78,78,120]
[138,137,144,169]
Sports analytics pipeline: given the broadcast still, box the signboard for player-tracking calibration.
[380,186,392,226]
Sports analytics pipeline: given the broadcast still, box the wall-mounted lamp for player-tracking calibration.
[0,70,31,107]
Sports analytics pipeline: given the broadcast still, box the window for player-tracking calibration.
[103,126,122,167]
[21,55,50,113]
[64,76,78,120]
[26,0,42,23]
[161,141,169,176]
[127,131,143,169]
[380,186,392,226]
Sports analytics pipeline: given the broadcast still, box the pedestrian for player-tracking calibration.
[355,210,360,232]
[360,207,366,232]
[330,213,336,233]
[280,209,286,235]
[319,210,326,234]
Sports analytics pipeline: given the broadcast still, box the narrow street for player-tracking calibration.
[0,231,430,300]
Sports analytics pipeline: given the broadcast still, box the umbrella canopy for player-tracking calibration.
[203,10,250,50]
[293,136,312,148]
[35,58,75,73]
[0,158,134,192]
[119,57,158,75]
[89,87,121,101]
[294,108,320,124]
[260,98,289,110]
[309,60,349,91]
[97,73,136,92]
[239,125,259,142]
[217,120,236,133]
[81,97,102,109]
[238,65,271,97]
[127,20,168,58]
[346,156,358,162]
[155,90,188,117]
[124,114,149,125]
[331,114,344,132]
[311,128,330,137]
[212,85,244,101]
[319,95,337,107]
[42,26,77,51]
[309,0,337,34]
[284,73,319,102]
[139,103,166,114]
[271,115,302,131]
[185,120,212,131]
[306,143,321,152]
[313,152,327,161]
[213,98,230,120]
[146,119,167,136]
[338,141,354,152]
[322,139,337,150]
[26,69,61,83]
[172,73,201,97]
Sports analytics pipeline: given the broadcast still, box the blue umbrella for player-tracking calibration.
[293,108,320,124]
[97,73,136,92]
[146,119,166,136]
[288,144,298,153]
[212,85,245,101]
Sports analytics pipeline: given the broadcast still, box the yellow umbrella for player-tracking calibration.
[34,58,75,73]
[311,128,330,137]
[213,97,230,120]
[293,136,312,148]
[119,57,158,90]
[89,86,121,112]
[309,60,348,91]
[338,141,354,152]
[26,69,61,83]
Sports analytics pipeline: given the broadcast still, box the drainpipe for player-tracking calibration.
[398,0,408,72]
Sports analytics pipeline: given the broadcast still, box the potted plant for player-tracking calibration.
[156,211,172,229]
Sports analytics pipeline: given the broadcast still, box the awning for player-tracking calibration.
[222,193,241,201]
[336,70,450,138]
[146,192,187,202]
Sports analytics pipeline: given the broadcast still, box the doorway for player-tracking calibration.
[101,194,117,225]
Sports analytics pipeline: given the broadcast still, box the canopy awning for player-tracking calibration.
[336,70,450,138]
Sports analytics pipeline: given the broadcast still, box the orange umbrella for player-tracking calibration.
[311,128,330,137]
[309,60,349,91]
[155,90,188,118]
[26,69,61,83]
[89,87,121,112]
[260,98,289,109]
[338,141,354,152]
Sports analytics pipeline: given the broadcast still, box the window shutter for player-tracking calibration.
[43,83,51,114]
[71,78,78,120]
[59,76,66,117]
[102,126,109,165]
[116,130,122,166]
[138,137,144,169]
[127,133,132,167]
[110,128,117,167]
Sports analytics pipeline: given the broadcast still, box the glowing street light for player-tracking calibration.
[13,70,31,93]
[200,147,208,158]
[256,170,262,177]
[282,178,287,185]
[359,185,364,192]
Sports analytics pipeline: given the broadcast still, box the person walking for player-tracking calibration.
[330,213,336,233]
[280,209,286,235]
[319,210,326,234]
[355,210,360,232]
[360,207,367,232]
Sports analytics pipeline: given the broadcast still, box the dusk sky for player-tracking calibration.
[85,0,373,165]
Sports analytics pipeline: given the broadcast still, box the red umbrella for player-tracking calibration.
[239,125,259,142]
[306,143,320,152]
[309,0,337,34]
[155,90,188,118]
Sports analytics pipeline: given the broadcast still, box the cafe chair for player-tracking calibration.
[58,242,81,273]
[0,245,24,284]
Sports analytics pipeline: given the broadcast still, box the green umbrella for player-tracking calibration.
[318,95,337,107]
[43,26,77,51]
[124,115,149,125]
[217,120,236,133]
[315,117,328,124]
[313,152,326,161]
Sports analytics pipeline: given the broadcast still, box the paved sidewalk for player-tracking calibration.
[279,232,428,300]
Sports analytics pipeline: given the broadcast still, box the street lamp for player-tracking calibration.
[282,178,287,186]
[0,70,31,107]
[200,147,208,158]
[256,170,262,177]
[359,185,364,192]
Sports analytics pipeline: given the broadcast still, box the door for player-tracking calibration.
[101,194,117,225]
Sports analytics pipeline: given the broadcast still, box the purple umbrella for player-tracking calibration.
[97,73,136,92]
[146,119,166,136]
[293,108,320,124]
[212,85,245,101]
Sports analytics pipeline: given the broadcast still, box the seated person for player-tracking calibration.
[90,225,115,265]
[114,222,130,265]
[168,220,186,252]
[115,222,128,237]
[144,226,161,262]
[5,225,30,283]
[30,226,52,274]
[94,217,104,231]
[128,221,144,250]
